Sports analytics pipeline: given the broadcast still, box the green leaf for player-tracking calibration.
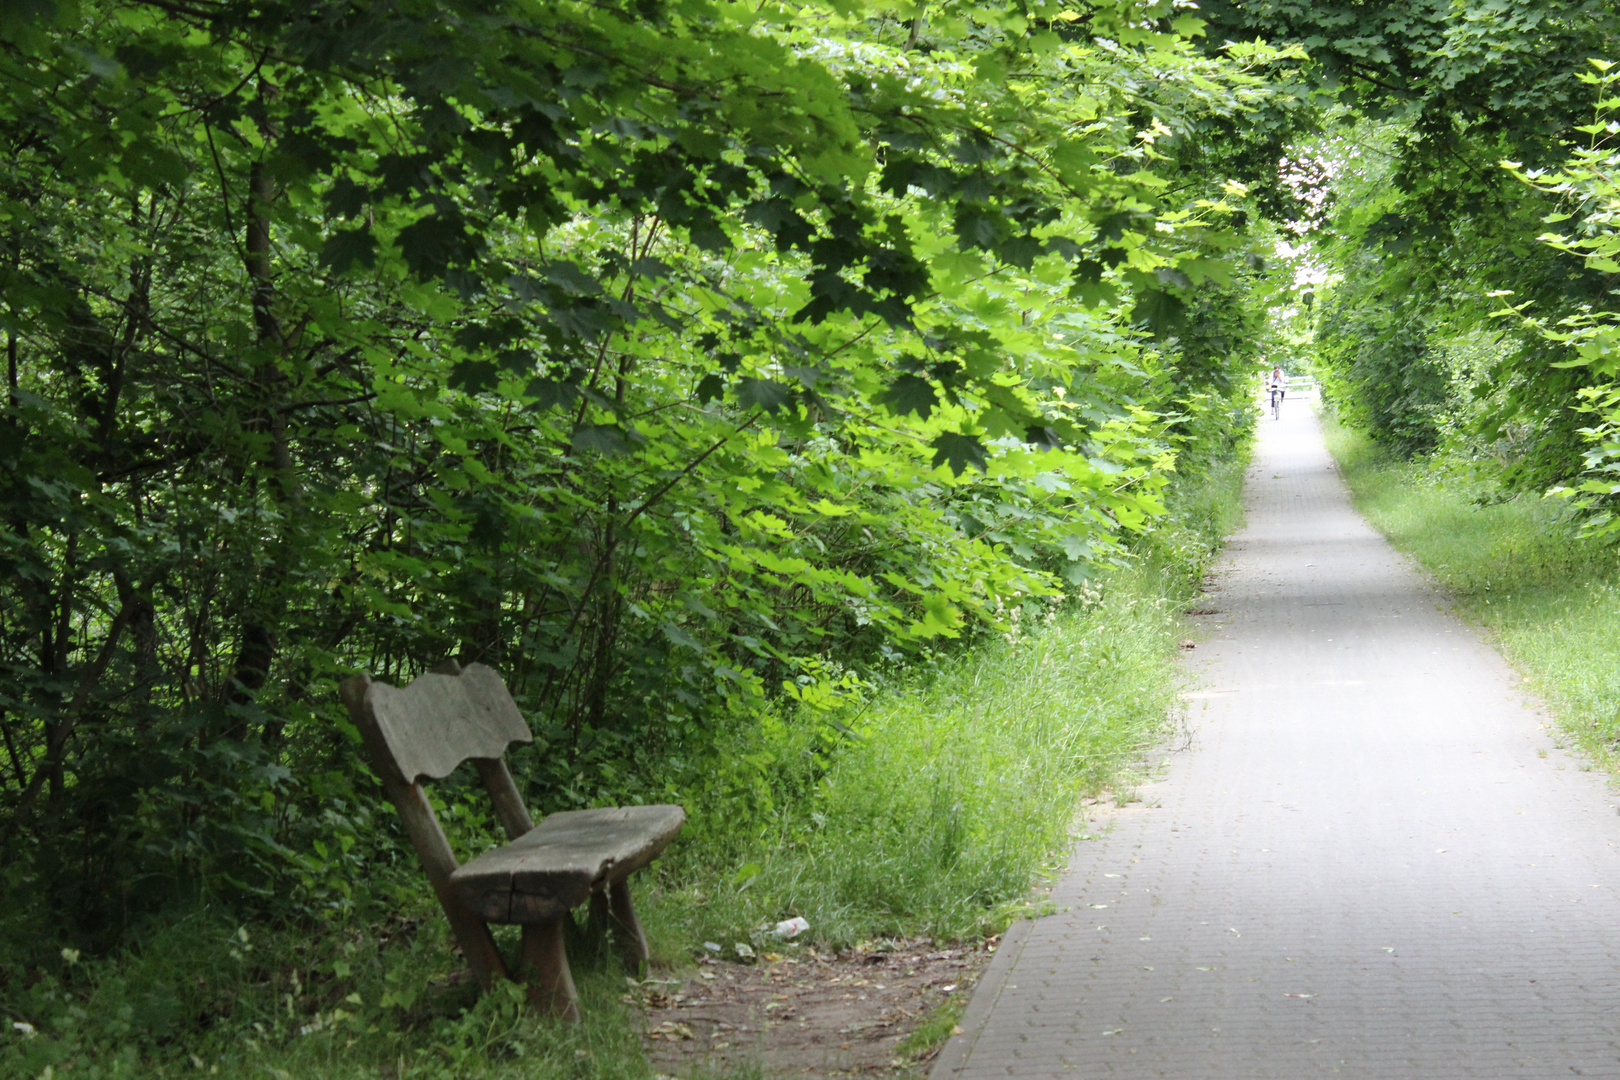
[696,374,726,404]
[660,621,703,651]
[879,374,939,419]
[397,210,478,278]
[571,424,634,455]
[930,432,988,476]
[524,377,580,409]
[319,227,377,274]
[736,378,792,412]
[448,360,500,393]
[1131,290,1187,339]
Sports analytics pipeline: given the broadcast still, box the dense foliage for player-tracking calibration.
[1,499,1245,1079]
[0,0,1285,943]
[1285,2,1620,489]
[1497,64,1620,536]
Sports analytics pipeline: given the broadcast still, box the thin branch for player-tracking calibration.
[560,411,763,640]
[276,392,378,413]
[203,118,247,268]
[2,597,134,847]
[621,410,763,536]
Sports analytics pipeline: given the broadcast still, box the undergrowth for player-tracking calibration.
[0,454,1248,1079]
[1323,414,1620,771]
[1,911,649,1080]
[655,450,1249,950]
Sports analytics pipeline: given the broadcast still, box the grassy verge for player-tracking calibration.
[2,912,653,1080]
[651,450,1250,953]
[656,563,1200,952]
[1322,414,1620,772]
[0,455,1249,1080]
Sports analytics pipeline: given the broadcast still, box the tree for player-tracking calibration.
[0,0,1284,935]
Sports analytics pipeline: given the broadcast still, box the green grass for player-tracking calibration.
[0,455,1250,1080]
[655,451,1250,949]
[662,567,1189,946]
[1,911,655,1080]
[895,994,965,1064]
[1322,415,1620,770]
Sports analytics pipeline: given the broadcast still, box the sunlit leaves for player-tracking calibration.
[0,0,1279,929]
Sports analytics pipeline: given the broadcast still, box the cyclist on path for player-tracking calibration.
[1266,365,1286,418]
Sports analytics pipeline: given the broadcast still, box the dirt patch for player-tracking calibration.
[634,937,996,1078]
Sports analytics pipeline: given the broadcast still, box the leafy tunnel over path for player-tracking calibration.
[4,0,1620,968]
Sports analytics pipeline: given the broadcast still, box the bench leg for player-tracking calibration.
[587,887,611,948]
[607,878,649,978]
[519,920,580,1022]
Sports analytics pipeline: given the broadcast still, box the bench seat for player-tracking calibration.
[452,805,685,923]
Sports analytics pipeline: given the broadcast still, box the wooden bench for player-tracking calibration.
[338,660,684,1019]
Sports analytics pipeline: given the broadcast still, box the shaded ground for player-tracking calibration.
[636,937,995,1077]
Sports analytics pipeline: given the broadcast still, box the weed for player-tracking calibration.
[658,453,1250,950]
[0,909,655,1080]
[896,994,966,1063]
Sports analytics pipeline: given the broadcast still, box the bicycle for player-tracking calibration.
[1269,384,1283,420]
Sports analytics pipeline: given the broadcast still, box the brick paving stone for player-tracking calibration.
[933,402,1620,1080]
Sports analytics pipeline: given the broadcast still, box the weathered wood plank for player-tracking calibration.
[365,662,531,783]
[608,877,649,977]
[474,757,535,841]
[450,805,685,924]
[341,673,511,990]
[520,920,579,1021]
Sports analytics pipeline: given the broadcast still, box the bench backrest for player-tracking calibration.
[339,661,540,990]
[360,661,533,784]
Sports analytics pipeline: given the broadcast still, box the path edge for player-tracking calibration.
[927,917,1035,1080]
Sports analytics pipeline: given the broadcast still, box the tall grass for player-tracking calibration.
[1323,416,1620,768]
[656,452,1249,948]
[0,455,1249,1079]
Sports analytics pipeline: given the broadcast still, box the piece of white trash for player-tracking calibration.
[772,916,810,939]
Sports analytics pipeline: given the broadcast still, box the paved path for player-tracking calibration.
[935,401,1620,1078]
